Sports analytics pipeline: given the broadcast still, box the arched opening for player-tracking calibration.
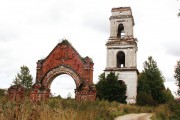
[50,74,76,99]
[31,41,96,102]
[117,51,125,68]
[117,24,125,38]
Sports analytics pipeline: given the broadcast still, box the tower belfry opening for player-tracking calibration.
[117,24,125,38]
[105,7,138,104]
[117,51,125,68]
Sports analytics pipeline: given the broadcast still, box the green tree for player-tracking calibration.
[137,56,172,104]
[13,65,33,90]
[96,72,127,103]
[165,88,174,101]
[144,56,166,103]
[174,60,180,96]
[137,73,151,95]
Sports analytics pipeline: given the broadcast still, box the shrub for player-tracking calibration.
[137,92,158,106]
[0,89,5,97]
[168,100,180,119]
[96,72,127,103]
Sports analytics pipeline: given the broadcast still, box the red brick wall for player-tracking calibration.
[36,42,94,85]
[31,41,96,102]
[7,85,25,101]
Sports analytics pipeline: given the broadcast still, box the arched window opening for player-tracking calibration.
[117,24,125,38]
[117,51,125,68]
[50,74,76,99]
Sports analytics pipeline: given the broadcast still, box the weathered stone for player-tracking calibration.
[105,7,138,104]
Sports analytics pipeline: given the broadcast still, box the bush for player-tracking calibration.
[0,89,5,97]
[137,92,158,106]
[96,72,127,103]
[168,100,180,119]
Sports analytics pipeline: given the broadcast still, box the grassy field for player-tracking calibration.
[0,96,179,120]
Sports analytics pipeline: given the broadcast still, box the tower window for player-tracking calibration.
[117,24,125,38]
[117,51,125,68]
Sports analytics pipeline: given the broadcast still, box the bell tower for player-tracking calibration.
[105,7,138,103]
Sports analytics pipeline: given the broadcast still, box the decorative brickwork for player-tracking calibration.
[30,40,96,102]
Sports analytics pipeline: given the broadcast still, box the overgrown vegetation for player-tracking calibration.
[1,53,179,119]
[0,96,180,120]
[61,39,70,44]
[0,89,5,97]
[96,72,127,103]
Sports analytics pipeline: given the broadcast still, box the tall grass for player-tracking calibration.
[0,96,179,120]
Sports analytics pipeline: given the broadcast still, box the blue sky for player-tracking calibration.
[0,0,180,98]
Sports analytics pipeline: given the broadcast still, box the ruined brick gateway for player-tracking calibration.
[30,40,96,102]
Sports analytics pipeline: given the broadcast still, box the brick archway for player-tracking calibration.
[43,65,82,89]
[30,40,96,102]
